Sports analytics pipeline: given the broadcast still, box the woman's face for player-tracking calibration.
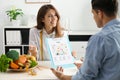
[42,9,58,31]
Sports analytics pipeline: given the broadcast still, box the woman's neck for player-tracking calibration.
[45,27,54,34]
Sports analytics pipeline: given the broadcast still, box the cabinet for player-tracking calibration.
[3,27,30,55]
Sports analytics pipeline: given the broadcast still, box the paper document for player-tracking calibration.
[46,36,75,68]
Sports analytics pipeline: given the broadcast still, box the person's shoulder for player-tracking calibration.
[30,27,41,32]
[61,29,68,36]
[63,30,68,36]
[30,27,37,31]
[89,30,106,43]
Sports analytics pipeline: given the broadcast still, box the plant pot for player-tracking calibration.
[12,20,20,26]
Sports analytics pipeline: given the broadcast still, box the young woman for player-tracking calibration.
[29,4,68,61]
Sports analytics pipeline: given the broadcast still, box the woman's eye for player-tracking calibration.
[47,14,51,17]
[48,15,52,17]
[48,15,57,18]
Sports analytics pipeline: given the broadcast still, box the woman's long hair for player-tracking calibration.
[36,4,63,37]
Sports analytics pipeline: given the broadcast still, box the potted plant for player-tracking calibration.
[6,8,24,26]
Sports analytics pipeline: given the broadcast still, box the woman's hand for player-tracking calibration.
[29,45,37,58]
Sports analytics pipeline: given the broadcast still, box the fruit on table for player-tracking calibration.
[7,54,38,70]
[6,50,19,61]
[18,62,24,67]
[29,56,36,61]
[18,55,27,64]
[26,55,36,61]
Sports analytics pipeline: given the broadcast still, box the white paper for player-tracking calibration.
[46,37,75,68]
[6,30,21,45]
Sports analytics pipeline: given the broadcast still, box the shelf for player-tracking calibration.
[69,35,91,41]
[4,26,32,28]
[5,45,29,46]
[68,30,99,35]
[3,27,30,54]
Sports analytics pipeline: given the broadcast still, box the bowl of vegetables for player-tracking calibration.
[0,50,38,72]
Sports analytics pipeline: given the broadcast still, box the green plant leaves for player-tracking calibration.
[6,8,24,21]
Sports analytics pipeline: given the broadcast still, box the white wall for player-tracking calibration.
[0,0,120,53]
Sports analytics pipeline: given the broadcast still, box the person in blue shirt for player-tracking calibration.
[51,0,120,80]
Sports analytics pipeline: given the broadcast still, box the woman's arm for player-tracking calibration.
[29,28,38,58]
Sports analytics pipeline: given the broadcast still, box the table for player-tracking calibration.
[0,61,78,80]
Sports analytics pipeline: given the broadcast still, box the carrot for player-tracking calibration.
[14,60,19,65]
[10,61,19,69]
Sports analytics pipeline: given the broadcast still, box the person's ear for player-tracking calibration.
[97,10,103,19]
[42,18,45,22]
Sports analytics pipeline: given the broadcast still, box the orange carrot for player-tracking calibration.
[10,62,19,69]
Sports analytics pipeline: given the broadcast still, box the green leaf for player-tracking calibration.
[0,54,12,72]
[6,8,24,21]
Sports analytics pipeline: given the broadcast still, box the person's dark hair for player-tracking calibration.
[91,0,118,17]
[35,4,63,37]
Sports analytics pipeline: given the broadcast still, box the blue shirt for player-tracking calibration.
[72,19,120,80]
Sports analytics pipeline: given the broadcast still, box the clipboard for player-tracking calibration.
[46,36,75,68]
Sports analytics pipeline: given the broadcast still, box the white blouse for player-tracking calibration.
[29,27,68,61]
